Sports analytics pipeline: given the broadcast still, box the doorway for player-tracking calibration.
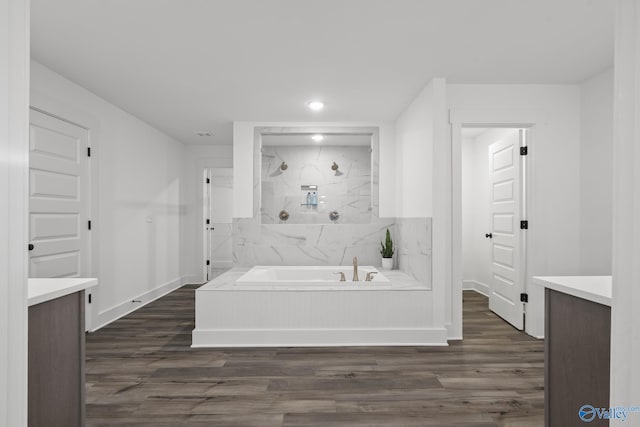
[461,127,529,330]
[28,108,93,330]
[202,168,233,281]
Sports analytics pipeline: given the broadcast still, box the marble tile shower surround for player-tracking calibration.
[396,218,432,288]
[237,127,430,286]
[252,127,380,220]
[261,145,371,224]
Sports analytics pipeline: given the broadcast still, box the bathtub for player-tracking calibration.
[235,265,391,288]
[192,266,447,347]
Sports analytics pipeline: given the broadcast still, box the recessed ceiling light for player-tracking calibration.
[195,131,212,137]
[307,101,324,111]
[311,134,324,142]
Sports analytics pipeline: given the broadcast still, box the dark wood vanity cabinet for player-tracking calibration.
[545,288,611,427]
[28,290,85,427]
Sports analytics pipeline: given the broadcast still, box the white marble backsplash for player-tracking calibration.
[396,218,432,288]
[261,145,371,224]
[232,216,432,289]
[233,217,395,267]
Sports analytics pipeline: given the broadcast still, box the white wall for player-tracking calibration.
[395,82,434,217]
[393,78,449,335]
[30,61,186,330]
[611,0,640,418]
[0,0,29,423]
[180,144,232,282]
[462,129,519,296]
[580,68,614,275]
[233,121,395,218]
[461,136,475,286]
[448,84,582,338]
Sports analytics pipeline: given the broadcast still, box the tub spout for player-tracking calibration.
[353,257,359,281]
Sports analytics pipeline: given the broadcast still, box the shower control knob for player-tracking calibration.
[485,233,493,239]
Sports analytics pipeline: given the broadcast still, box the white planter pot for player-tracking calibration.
[381,258,393,270]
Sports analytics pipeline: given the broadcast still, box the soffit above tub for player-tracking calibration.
[262,134,371,147]
[31,0,614,146]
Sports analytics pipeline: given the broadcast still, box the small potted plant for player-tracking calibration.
[380,228,394,270]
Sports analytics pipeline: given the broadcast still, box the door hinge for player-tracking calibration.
[520,146,528,156]
[206,260,210,266]
[88,294,92,304]
[206,219,210,225]
[206,178,210,184]
[87,147,92,157]
[520,220,528,230]
[520,293,529,303]
[88,220,92,230]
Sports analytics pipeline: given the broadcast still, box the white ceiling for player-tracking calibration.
[31,0,615,145]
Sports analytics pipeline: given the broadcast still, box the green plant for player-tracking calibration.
[380,228,394,258]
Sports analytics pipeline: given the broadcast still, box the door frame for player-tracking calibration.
[201,167,234,281]
[202,168,210,281]
[450,108,542,339]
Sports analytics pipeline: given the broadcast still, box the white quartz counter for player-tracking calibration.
[28,278,98,306]
[531,276,612,307]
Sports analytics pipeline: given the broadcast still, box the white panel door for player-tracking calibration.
[29,109,90,281]
[204,168,233,280]
[488,130,525,330]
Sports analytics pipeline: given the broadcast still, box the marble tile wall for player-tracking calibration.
[233,217,395,267]
[235,127,430,286]
[261,145,371,224]
[232,216,432,289]
[396,218,432,288]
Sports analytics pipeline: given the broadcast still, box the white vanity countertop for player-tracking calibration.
[531,276,612,307]
[28,278,98,307]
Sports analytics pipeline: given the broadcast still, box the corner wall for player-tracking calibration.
[1,0,29,423]
[610,0,640,414]
[30,61,186,330]
[579,68,614,275]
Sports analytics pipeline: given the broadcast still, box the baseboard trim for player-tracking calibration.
[191,327,449,348]
[182,275,205,285]
[91,276,187,332]
[463,280,489,297]
[211,261,232,269]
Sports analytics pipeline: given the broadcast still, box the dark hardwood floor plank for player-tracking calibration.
[85,285,544,426]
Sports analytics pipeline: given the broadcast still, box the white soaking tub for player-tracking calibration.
[192,266,447,347]
[235,265,391,288]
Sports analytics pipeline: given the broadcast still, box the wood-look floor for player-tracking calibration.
[86,287,544,426]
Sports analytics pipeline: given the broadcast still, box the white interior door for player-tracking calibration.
[29,109,92,327]
[488,130,525,330]
[203,168,233,280]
